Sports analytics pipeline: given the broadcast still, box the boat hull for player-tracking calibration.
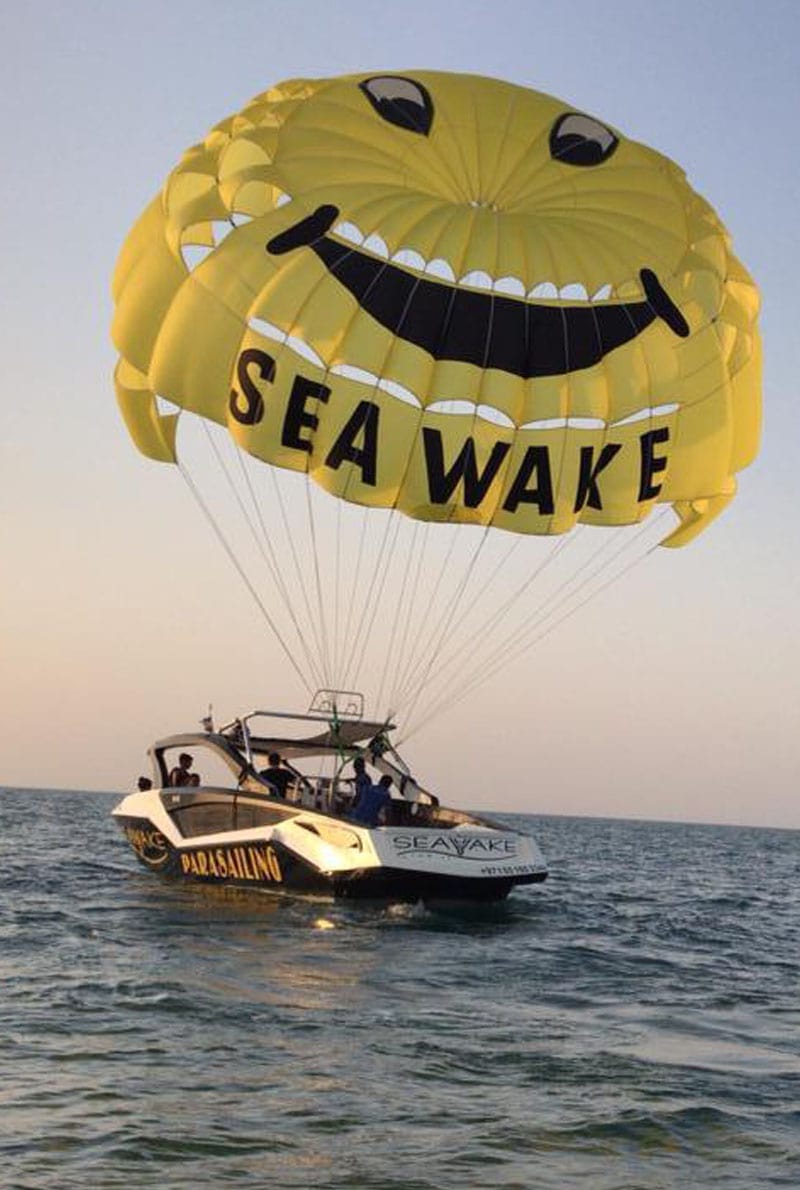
[116,810,546,903]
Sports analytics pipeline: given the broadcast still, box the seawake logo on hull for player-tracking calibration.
[389,833,520,862]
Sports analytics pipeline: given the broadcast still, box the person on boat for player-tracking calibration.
[137,776,152,791]
[168,753,196,787]
[351,773,393,827]
[352,756,371,806]
[260,752,293,798]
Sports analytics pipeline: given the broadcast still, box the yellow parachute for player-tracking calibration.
[112,71,761,726]
[113,70,760,548]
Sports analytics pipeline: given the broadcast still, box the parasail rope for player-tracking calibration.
[197,423,324,687]
[230,441,326,688]
[338,504,371,686]
[303,473,333,686]
[392,524,493,726]
[386,520,467,712]
[386,519,432,713]
[406,529,630,728]
[177,460,312,693]
[391,527,568,719]
[340,505,400,690]
[346,509,405,693]
[375,518,422,715]
[333,496,343,683]
[266,466,329,685]
[390,526,548,717]
[401,512,671,741]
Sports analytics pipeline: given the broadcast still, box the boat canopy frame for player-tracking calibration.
[148,695,439,808]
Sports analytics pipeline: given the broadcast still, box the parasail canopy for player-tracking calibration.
[112,71,761,727]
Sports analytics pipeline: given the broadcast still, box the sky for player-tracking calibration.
[1,0,798,827]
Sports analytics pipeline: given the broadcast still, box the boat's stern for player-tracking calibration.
[371,822,546,882]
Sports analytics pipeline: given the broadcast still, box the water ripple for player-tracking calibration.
[1,790,799,1188]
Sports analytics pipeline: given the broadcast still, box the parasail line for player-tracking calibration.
[389,527,527,714]
[332,497,343,682]
[405,521,667,742]
[402,512,672,740]
[393,529,571,717]
[346,509,404,693]
[266,466,329,685]
[340,506,398,691]
[386,520,431,714]
[398,524,493,727]
[304,474,333,687]
[232,442,327,689]
[387,520,465,710]
[409,528,630,724]
[338,504,371,686]
[199,422,324,687]
[375,518,422,716]
[177,462,312,693]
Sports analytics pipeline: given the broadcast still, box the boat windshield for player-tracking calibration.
[159,742,243,790]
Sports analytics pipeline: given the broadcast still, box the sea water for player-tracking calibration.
[1,789,798,1189]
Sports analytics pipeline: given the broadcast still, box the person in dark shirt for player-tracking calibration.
[351,773,393,827]
[352,757,371,804]
[168,753,197,787]
[260,752,293,798]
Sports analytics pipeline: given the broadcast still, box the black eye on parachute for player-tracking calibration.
[360,76,433,136]
[550,112,619,166]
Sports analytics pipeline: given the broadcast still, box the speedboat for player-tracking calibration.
[113,690,548,903]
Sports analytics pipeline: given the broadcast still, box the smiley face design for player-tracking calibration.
[113,71,760,544]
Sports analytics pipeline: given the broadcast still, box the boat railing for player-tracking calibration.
[308,688,365,720]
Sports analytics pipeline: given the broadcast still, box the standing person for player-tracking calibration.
[168,753,196,787]
[260,752,293,798]
[351,773,393,827]
[352,756,371,807]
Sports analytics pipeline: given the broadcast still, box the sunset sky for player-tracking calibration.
[2,0,798,828]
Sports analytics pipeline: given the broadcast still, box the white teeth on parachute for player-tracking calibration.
[323,214,620,302]
[529,281,558,299]
[425,258,456,281]
[334,221,363,245]
[181,186,639,310]
[329,364,422,407]
[181,243,214,271]
[392,247,425,271]
[247,317,325,369]
[428,400,516,427]
[560,283,588,301]
[362,232,389,258]
[212,220,234,244]
[459,270,493,290]
[494,276,526,296]
[611,402,679,427]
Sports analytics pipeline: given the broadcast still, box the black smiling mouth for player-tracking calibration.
[267,204,689,380]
